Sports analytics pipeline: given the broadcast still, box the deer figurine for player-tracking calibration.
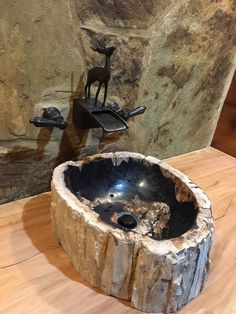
[84,44,115,107]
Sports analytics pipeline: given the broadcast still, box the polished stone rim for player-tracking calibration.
[52,151,213,254]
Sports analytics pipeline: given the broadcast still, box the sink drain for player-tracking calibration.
[117,213,138,229]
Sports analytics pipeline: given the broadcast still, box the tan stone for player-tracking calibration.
[0,0,85,141]
[9,115,26,136]
[136,0,236,158]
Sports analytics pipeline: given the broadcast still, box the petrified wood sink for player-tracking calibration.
[51,152,214,313]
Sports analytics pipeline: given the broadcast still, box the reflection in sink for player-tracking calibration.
[51,152,213,313]
[64,156,197,239]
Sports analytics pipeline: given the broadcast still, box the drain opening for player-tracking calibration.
[109,193,114,198]
[117,213,138,229]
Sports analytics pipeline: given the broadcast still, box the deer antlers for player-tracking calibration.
[90,43,105,54]
[90,43,116,55]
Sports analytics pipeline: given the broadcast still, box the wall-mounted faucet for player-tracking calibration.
[73,42,146,133]
[30,41,146,133]
[30,107,67,130]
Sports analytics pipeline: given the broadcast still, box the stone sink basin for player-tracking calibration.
[51,152,214,313]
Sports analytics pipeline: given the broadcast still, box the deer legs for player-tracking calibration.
[103,82,108,107]
[84,83,92,103]
[94,82,102,107]
[85,82,108,108]
[88,85,91,99]
[84,83,91,99]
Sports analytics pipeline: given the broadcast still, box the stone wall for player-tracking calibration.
[0,0,235,203]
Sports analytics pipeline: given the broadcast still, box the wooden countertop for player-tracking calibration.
[0,147,236,314]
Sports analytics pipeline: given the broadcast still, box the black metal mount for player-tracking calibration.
[30,107,67,130]
[72,98,146,133]
[30,42,146,133]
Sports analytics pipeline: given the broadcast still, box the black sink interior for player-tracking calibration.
[64,157,198,239]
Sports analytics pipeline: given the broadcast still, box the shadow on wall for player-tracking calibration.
[0,74,124,204]
[0,75,88,204]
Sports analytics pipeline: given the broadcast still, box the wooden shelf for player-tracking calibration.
[1,147,236,314]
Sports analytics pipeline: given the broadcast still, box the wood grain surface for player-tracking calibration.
[0,147,236,314]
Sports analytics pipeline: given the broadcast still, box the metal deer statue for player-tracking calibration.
[84,44,115,107]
